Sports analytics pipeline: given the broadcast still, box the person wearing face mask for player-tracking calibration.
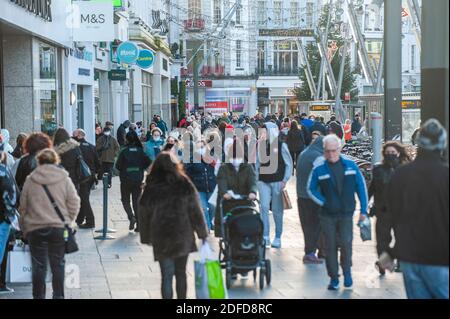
[117,120,131,147]
[214,139,258,239]
[145,128,165,161]
[256,122,293,249]
[96,127,120,188]
[369,141,411,275]
[185,140,217,232]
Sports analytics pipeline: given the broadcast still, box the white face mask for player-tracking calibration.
[153,136,161,142]
[104,131,111,136]
[232,158,243,168]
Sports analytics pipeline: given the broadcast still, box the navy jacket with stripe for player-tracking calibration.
[307,155,368,216]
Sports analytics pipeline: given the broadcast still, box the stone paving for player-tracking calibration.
[1,177,406,299]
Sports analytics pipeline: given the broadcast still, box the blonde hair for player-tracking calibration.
[37,148,60,165]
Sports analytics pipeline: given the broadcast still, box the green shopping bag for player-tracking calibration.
[205,260,226,299]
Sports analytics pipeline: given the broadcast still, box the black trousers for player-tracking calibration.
[290,151,301,174]
[375,211,393,257]
[76,178,95,226]
[120,180,142,223]
[298,198,322,255]
[29,228,66,299]
[99,162,114,186]
[158,255,189,299]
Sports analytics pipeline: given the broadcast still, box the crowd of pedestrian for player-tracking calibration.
[0,110,447,300]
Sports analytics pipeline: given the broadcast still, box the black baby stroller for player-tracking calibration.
[218,196,271,290]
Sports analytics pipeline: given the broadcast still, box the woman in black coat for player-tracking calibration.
[369,141,411,275]
[53,128,83,190]
[139,151,208,299]
[286,120,306,172]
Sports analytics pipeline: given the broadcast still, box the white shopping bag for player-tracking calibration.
[208,186,218,207]
[6,245,51,283]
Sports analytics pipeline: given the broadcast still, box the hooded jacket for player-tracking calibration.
[115,143,152,183]
[54,138,82,187]
[296,136,324,199]
[19,164,80,237]
[0,129,14,154]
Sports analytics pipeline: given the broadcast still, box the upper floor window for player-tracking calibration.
[214,0,222,24]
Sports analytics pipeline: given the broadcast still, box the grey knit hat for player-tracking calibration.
[416,119,448,151]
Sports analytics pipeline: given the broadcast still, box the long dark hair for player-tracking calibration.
[144,151,188,188]
[382,141,411,164]
[126,131,143,148]
[53,128,71,146]
[290,120,300,132]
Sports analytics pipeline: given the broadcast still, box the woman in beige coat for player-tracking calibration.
[19,149,80,299]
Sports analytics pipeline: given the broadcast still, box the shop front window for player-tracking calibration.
[38,44,58,135]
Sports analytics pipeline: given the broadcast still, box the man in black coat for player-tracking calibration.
[386,119,449,299]
[117,120,131,147]
[73,129,101,228]
[310,118,327,136]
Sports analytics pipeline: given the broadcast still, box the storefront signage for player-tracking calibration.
[72,48,93,62]
[205,101,228,116]
[258,88,270,107]
[108,69,127,81]
[10,0,52,21]
[185,80,213,88]
[136,49,155,69]
[117,41,139,65]
[259,29,314,37]
[310,104,331,111]
[78,68,91,76]
[402,100,421,109]
[71,0,114,42]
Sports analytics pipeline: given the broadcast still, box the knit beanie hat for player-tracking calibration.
[416,118,448,151]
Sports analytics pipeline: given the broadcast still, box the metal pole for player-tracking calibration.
[375,44,385,94]
[421,0,449,161]
[371,112,383,165]
[335,31,350,124]
[384,0,403,141]
[94,173,116,240]
[193,53,200,112]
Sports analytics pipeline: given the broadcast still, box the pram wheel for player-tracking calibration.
[226,267,232,289]
[259,267,265,290]
[265,260,272,285]
[253,270,257,282]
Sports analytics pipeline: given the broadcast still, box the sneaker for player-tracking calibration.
[344,272,353,289]
[327,278,340,291]
[303,254,324,264]
[271,238,281,249]
[375,261,386,276]
[264,237,271,248]
[0,285,14,294]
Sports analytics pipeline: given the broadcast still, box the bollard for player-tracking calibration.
[370,112,383,165]
[94,173,116,240]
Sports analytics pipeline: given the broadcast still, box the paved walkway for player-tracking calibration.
[2,177,406,299]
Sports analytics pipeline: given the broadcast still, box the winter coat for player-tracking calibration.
[344,124,352,141]
[156,120,168,137]
[78,138,100,180]
[368,162,399,216]
[138,176,208,261]
[145,138,165,161]
[117,125,127,146]
[185,161,217,193]
[115,144,152,184]
[307,155,368,217]
[0,129,14,154]
[296,136,324,199]
[15,154,38,191]
[0,163,19,225]
[287,128,306,154]
[351,119,362,135]
[214,163,258,237]
[54,139,82,187]
[96,135,120,163]
[386,150,449,266]
[19,164,80,237]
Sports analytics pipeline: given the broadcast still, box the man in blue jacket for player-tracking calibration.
[307,134,368,290]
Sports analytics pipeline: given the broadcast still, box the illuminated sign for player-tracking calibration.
[402,100,421,109]
[310,105,331,111]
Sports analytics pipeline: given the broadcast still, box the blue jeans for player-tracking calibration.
[401,261,449,299]
[0,222,10,262]
[258,181,284,239]
[198,192,214,231]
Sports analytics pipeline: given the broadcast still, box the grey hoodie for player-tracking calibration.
[296,136,324,199]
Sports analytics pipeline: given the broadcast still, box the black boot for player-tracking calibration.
[129,217,137,231]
